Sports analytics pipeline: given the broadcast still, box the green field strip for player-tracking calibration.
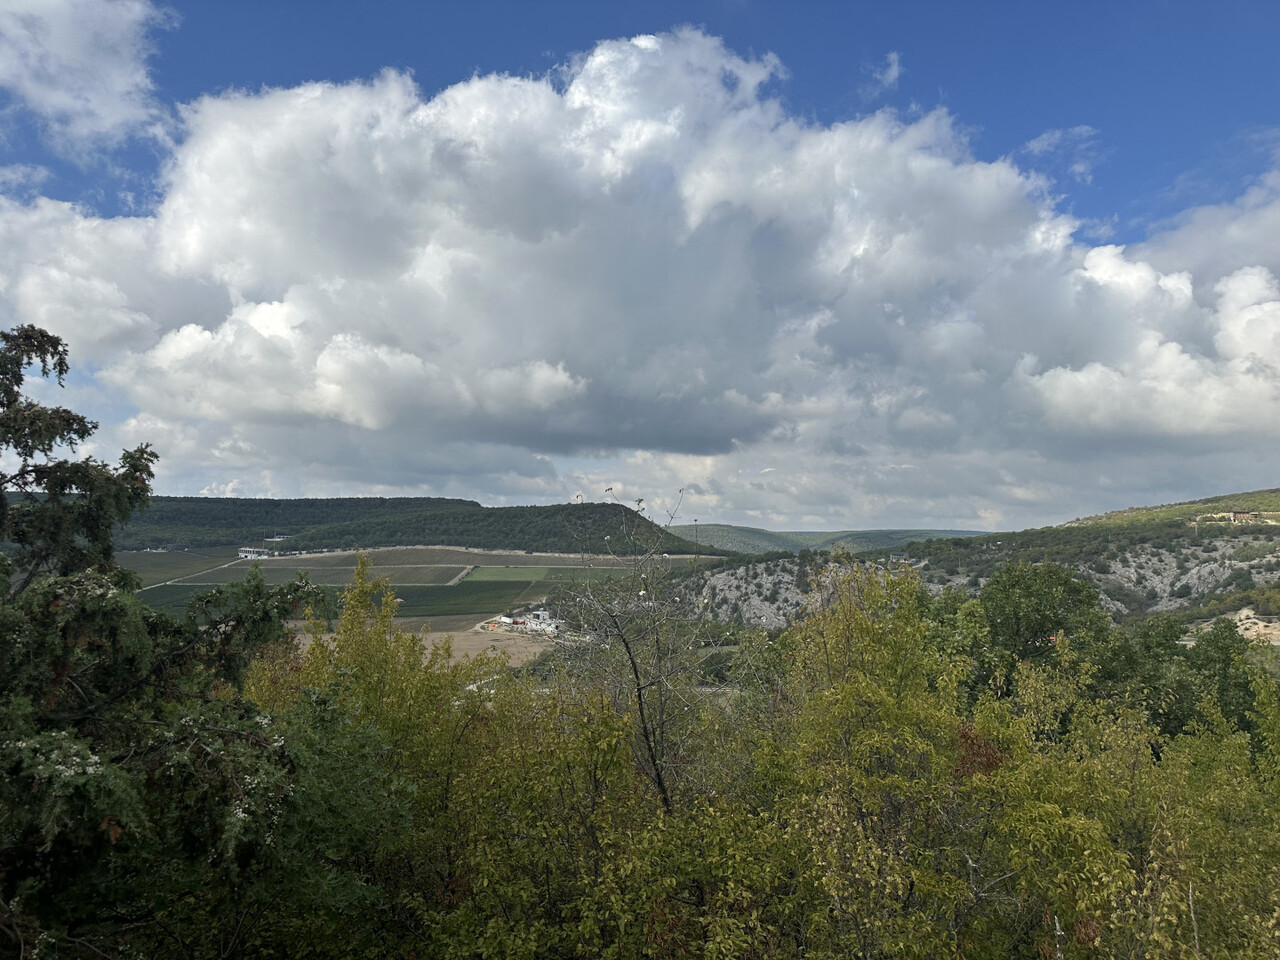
[358,565,469,584]
[464,566,554,581]
[253,546,629,568]
[373,581,538,617]
[463,565,619,583]
[139,579,541,619]
[255,552,380,569]
[134,583,198,614]
[135,582,337,616]
[167,563,469,587]
[118,547,243,587]
[540,566,620,582]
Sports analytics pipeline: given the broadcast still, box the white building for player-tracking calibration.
[525,610,559,634]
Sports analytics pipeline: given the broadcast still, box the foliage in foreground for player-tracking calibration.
[6,324,1280,958]
[19,556,1280,957]
[245,561,1280,958]
[0,326,326,957]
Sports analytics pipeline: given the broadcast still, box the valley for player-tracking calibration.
[121,488,1280,642]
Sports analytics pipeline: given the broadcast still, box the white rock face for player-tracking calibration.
[697,558,810,630]
[681,528,1280,630]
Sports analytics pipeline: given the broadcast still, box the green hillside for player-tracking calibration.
[111,489,1280,622]
[115,497,720,556]
[1065,487,1280,528]
[670,523,982,555]
[883,488,1280,619]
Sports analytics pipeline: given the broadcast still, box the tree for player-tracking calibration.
[0,325,155,589]
[1185,617,1259,733]
[0,326,321,957]
[979,561,1108,664]
[248,556,519,952]
[556,498,713,815]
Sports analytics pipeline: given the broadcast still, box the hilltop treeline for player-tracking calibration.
[111,494,479,548]
[114,495,718,556]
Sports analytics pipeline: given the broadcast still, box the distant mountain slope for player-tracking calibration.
[659,489,1280,628]
[116,497,719,556]
[1064,488,1280,528]
[890,488,1280,619]
[669,523,983,555]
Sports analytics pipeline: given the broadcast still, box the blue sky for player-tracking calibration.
[183,1,1276,231]
[20,1,1280,232]
[2,0,1280,531]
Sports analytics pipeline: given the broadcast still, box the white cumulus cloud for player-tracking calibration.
[0,28,1279,529]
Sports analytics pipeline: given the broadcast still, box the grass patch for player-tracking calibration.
[1229,542,1279,563]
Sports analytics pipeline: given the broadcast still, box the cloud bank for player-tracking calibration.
[2,23,1280,529]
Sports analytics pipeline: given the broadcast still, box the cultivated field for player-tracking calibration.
[118,545,636,623]
[463,565,618,582]
[245,565,469,587]
[118,546,242,587]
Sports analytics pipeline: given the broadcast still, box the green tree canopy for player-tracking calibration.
[979,560,1110,661]
[0,327,323,957]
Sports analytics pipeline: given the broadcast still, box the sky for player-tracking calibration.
[1,0,1280,532]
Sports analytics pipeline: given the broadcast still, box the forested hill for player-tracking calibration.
[114,496,719,555]
[887,487,1280,618]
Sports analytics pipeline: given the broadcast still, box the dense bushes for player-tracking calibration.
[12,546,1280,956]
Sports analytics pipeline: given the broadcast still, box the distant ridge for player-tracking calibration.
[116,496,720,556]
[871,486,1280,620]
[669,523,983,555]
[1062,487,1280,528]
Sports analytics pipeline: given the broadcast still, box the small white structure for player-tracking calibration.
[525,610,559,634]
[481,610,559,635]
[238,547,270,560]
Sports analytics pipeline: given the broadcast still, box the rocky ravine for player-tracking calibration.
[937,531,1280,617]
[680,528,1280,629]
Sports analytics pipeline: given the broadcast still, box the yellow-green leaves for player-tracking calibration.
[231,554,1280,957]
